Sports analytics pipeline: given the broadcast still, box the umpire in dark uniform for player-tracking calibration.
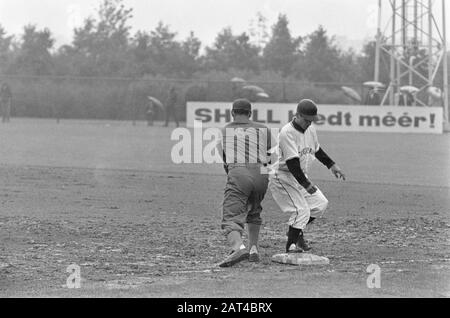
[217,99,272,267]
[164,86,179,127]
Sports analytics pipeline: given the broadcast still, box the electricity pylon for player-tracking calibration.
[374,0,448,125]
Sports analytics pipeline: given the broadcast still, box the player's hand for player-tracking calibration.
[330,164,346,180]
[305,184,317,195]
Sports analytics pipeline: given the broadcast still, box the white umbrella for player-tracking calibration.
[230,77,246,83]
[341,86,362,103]
[363,81,386,89]
[427,86,443,99]
[256,92,270,99]
[400,86,420,94]
[242,85,266,93]
[147,96,165,110]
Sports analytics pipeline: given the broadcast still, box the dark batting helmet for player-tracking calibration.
[232,99,252,111]
[296,99,319,121]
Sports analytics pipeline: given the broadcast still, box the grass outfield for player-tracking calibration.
[0,118,449,297]
[0,118,448,187]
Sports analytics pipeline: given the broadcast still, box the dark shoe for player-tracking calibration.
[296,232,312,252]
[285,226,302,253]
[249,252,260,262]
[218,248,249,267]
[287,243,304,253]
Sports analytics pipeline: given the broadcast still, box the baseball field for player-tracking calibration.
[0,118,449,297]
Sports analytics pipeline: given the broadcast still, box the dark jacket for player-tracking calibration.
[0,84,12,101]
[166,89,177,108]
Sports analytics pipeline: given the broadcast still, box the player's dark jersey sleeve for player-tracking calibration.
[315,147,335,169]
[286,158,312,189]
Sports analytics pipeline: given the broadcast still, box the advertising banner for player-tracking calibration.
[187,102,443,134]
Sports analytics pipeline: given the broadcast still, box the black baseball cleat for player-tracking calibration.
[249,246,260,262]
[285,226,302,253]
[249,252,260,262]
[296,232,312,252]
[287,243,304,253]
[218,248,249,267]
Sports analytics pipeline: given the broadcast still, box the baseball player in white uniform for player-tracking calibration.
[269,99,346,253]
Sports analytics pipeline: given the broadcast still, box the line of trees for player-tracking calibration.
[0,0,448,121]
[0,0,382,83]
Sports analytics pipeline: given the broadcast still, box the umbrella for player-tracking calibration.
[242,85,266,94]
[427,86,443,99]
[363,81,386,89]
[256,92,270,99]
[400,86,419,94]
[147,96,164,110]
[230,77,246,83]
[341,86,362,103]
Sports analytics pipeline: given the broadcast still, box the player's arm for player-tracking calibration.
[279,131,316,194]
[286,158,317,194]
[315,147,335,169]
[315,147,346,180]
[222,150,228,174]
[265,126,275,164]
[216,129,228,174]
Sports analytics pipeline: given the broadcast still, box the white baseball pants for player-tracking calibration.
[269,170,329,230]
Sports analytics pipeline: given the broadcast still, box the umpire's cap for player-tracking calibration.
[232,99,252,111]
[296,99,319,121]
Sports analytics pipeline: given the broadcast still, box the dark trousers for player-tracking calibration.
[221,165,269,236]
[1,100,11,123]
[146,112,154,126]
[164,106,179,127]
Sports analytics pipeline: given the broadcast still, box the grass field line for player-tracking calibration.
[1,162,448,189]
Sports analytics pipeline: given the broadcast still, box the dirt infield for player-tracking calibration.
[0,119,449,297]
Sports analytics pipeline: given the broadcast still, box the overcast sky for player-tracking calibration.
[0,0,448,50]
